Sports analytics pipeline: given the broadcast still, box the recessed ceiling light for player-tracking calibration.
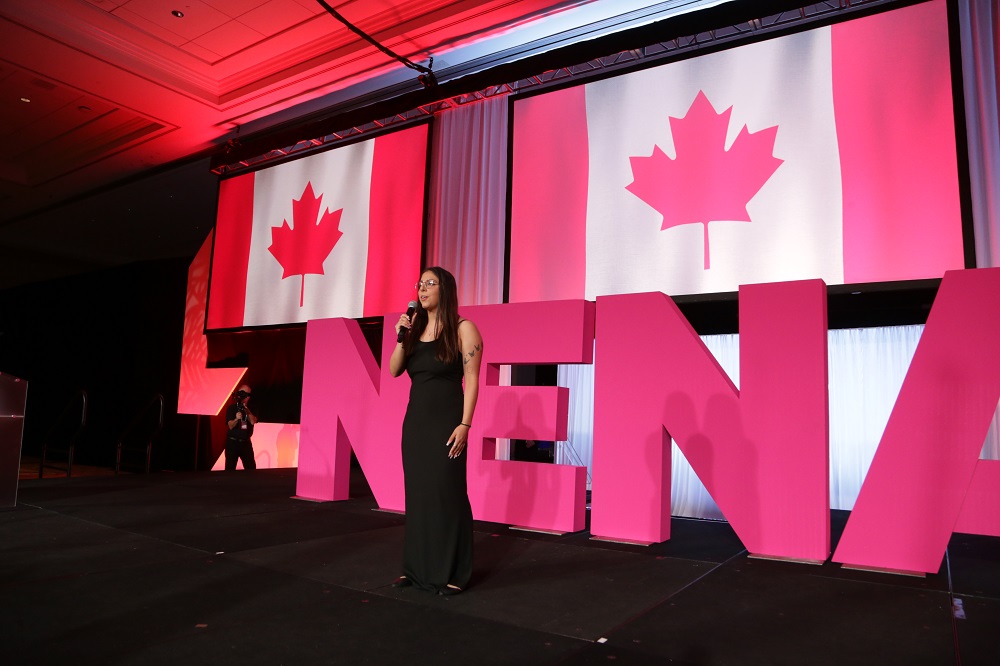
[171,10,184,18]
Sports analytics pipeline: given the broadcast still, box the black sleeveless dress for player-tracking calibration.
[400,339,474,591]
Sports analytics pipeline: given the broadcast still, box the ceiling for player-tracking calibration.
[0,0,738,289]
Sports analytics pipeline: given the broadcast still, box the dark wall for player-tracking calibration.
[0,257,197,471]
[0,250,383,473]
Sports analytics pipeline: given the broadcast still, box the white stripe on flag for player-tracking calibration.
[243,140,375,326]
[584,27,844,299]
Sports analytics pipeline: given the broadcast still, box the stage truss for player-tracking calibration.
[212,0,893,176]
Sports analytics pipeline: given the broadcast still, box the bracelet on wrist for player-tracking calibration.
[459,422,471,428]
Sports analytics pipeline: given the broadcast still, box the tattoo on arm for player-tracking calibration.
[463,343,482,366]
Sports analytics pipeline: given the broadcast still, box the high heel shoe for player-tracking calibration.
[391,576,412,588]
[438,584,462,596]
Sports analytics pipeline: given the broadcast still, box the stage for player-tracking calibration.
[2,467,997,664]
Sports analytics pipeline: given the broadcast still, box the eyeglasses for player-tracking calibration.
[415,279,439,290]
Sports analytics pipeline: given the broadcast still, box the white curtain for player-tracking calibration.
[666,333,741,519]
[827,326,920,510]
[961,0,1000,269]
[425,96,509,306]
[555,351,595,488]
[427,96,512,456]
[960,0,1000,466]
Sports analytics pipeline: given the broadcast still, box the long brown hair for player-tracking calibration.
[403,266,461,363]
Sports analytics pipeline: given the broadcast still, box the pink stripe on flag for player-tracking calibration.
[207,173,255,329]
[510,86,589,302]
[833,0,964,283]
[363,126,428,317]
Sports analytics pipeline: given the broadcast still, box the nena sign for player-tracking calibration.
[296,269,1000,575]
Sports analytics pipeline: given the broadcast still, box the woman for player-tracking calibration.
[389,267,483,595]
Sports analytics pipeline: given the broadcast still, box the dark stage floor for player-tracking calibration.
[2,468,997,665]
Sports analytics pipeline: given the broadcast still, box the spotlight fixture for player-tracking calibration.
[171,10,184,18]
[417,71,438,89]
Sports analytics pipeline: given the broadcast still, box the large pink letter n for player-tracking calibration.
[295,317,408,508]
[592,281,830,561]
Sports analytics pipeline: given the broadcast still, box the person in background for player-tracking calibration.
[225,384,258,471]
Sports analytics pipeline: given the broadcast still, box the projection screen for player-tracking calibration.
[508,0,966,304]
[207,123,429,330]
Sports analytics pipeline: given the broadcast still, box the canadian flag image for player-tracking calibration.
[509,0,964,303]
[208,126,427,329]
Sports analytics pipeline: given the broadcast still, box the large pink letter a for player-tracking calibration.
[834,268,1000,573]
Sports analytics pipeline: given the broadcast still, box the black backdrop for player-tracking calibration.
[0,258,196,471]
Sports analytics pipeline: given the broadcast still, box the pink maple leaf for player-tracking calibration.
[267,182,344,307]
[626,90,783,269]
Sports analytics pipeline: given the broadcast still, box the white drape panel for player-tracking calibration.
[827,326,920,510]
[960,0,1000,464]
[985,401,1000,461]
[555,351,595,488]
[960,0,1000,269]
[667,333,741,519]
[426,96,511,456]
[425,96,509,306]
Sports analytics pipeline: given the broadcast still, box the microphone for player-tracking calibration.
[397,301,418,343]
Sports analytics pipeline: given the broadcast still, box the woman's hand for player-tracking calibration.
[388,313,410,377]
[395,313,411,338]
[446,424,470,459]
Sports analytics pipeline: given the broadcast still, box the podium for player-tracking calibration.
[1,372,27,507]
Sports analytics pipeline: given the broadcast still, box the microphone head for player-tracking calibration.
[407,300,418,311]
